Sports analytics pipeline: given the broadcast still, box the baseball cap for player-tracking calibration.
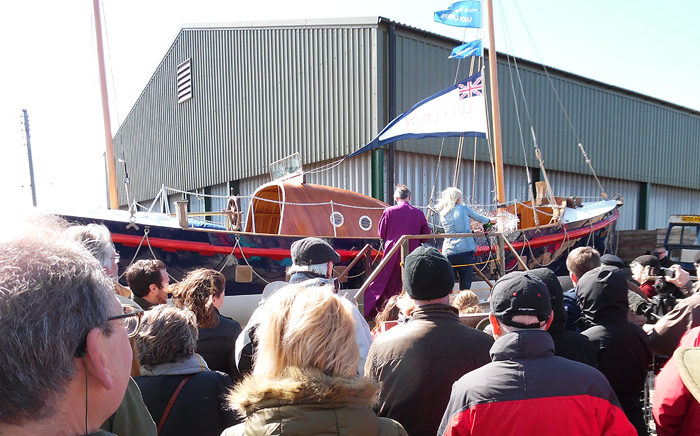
[491,271,551,328]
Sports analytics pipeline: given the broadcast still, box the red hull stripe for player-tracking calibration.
[110,234,376,261]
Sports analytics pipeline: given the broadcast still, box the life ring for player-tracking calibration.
[226,196,242,231]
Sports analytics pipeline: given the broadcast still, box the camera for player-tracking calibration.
[660,267,676,278]
[650,275,679,319]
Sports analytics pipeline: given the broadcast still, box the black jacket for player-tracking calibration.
[135,371,240,436]
[365,304,493,436]
[197,309,243,384]
[527,268,597,367]
[578,266,653,436]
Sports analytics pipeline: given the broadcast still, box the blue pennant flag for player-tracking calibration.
[449,39,483,59]
[434,1,482,28]
[345,71,487,160]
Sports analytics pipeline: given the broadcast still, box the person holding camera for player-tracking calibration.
[647,252,700,356]
[630,255,689,300]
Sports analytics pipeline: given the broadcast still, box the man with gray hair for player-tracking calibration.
[438,271,636,436]
[364,183,430,317]
[0,229,135,436]
[66,224,121,279]
[66,224,130,298]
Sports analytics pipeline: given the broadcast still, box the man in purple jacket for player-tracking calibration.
[364,184,430,317]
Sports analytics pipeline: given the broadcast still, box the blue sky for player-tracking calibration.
[1,0,698,210]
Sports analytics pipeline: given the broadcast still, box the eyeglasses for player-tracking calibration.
[75,304,144,357]
[107,305,144,338]
[111,251,120,263]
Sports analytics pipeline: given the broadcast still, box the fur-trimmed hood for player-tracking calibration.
[227,367,380,415]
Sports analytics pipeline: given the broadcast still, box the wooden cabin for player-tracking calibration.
[244,180,388,238]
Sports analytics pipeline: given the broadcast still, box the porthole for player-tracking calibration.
[330,212,345,227]
[359,215,372,231]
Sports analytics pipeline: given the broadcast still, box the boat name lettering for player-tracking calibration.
[402,101,474,132]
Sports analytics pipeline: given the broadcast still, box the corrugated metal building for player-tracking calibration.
[113,16,700,231]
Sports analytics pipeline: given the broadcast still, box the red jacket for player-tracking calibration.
[653,326,700,436]
[438,330,636,436]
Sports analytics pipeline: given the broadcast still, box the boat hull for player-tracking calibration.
[60,212,382,298]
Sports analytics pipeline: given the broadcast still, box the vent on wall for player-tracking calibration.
[177,59,192,103]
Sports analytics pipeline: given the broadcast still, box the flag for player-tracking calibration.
[434,1,482,28]
[450,39,483,59]
[346,71,487,159]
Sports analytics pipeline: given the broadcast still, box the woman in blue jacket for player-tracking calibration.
[435,187,494,290]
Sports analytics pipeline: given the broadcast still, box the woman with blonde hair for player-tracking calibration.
[435,187,495,290]
[451,290,483,314]
[171,268,242,383]
[222,285,407,436]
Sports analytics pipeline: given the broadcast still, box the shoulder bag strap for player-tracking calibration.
[157,375,193,434]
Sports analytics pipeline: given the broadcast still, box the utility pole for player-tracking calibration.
[22,109,37,207]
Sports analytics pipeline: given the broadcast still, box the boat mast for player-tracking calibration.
[22,109,37,207]
[485,0,505,205]
[92,0,120,209]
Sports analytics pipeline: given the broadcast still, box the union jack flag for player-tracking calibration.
[458,76,483,99]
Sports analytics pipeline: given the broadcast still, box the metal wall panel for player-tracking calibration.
[167,192,185,216]
[188,190,206,214]
[209,182,230,225]
[114,22,380,205]
[305,153,373,197]
[546,170,639,231]
[647,184,700,230]
[393,151,528,211]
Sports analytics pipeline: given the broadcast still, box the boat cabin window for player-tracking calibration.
[359,215,373,231]
[330,212,344,228]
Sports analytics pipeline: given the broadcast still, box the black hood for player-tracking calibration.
[528,268,566,334]
[576,265,629,324]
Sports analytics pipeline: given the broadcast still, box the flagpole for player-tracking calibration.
[485,0,505,205]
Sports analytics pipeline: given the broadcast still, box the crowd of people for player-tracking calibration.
[3,201,700,436]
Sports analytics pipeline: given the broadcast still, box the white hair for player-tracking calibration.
[65,224,115,268]
[630,261,654,283]
[497,315,546,334]
[288,263,329,277]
